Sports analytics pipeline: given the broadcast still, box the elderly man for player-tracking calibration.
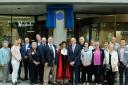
[78,36,85,83]
[118,38,128,85]
[68,38,81,85]
[111,37,120,51]
[44,36,58,85]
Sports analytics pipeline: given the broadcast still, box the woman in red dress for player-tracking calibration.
[57,41,70,84]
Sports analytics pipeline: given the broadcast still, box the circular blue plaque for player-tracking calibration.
[56,12,64,20]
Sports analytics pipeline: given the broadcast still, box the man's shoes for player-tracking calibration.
[39,81,43,84]
[30,83,34,85]
[53,82,57,85]
[24,78,28,81]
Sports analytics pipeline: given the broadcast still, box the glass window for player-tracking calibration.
[11,16,35,42]
[0,16,11,47]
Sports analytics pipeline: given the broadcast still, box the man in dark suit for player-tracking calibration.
[44,36,58,85]
[36,34,42,46]
[68,37,81,85]
[21,37,31,80]
[78,36,85,83]
[37,42,47,84]
[35,34,45,84]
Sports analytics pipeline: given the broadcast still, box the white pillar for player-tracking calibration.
[53,10,67,47]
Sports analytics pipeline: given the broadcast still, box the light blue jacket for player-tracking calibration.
[0,47,11,65]
[81,48,92,66]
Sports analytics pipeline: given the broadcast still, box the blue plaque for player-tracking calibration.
[56,12,64,20]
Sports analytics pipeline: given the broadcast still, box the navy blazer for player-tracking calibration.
[67,44,81,65]
[38,44,47,64]
[46,44,58,66]
[92,48,104,66]
[21,44,31,59]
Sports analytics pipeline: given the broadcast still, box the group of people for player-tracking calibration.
[0,34,128,85]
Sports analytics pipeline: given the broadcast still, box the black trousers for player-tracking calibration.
[38,63,44,83]
[29,62,38,83]
[70,65,79,84]
[23,58,29,79]
[93,65,102,84]
[78,62,82,82]
[106,70,116,85]
[81,65,92,83]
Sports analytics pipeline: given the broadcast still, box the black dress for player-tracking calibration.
[28,49,39,84]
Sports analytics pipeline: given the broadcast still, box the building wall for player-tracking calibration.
[0,0,127,3]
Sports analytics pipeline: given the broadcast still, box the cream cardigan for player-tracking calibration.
[104,50,119,72]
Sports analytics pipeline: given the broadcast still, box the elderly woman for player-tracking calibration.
[92,41,104,85]
[0,40,11,83]
[104,43,118,85]
[28,42,40,85]
[11,39,22,85]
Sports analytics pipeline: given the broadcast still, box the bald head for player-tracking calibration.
[71,38,76,44]
[112,37,116,44]
[42,37,47,44]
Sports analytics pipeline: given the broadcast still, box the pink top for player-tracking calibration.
[93,50,101,65]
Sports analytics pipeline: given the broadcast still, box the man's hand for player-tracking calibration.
[24,56,27,59]
[126,64,128,68]
[70,61,75,66]
[45,63,48,66]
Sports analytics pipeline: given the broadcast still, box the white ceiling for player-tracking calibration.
[0,4,128,15]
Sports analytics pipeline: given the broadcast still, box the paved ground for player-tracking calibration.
[0,67,120,85]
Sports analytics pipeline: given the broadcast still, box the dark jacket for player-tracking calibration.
[38,44,47,64]
[46,44,58,66]
[21,44,31,59]
[67,44,81,65]
[28,49,39,63]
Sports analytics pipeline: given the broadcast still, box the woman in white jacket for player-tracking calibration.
[104,42,118,85]
[11,39,22,85]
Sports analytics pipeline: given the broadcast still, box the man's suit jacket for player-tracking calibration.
[46,44,58,66]
[118,46,128,66]
[38,44,47,64]
[21,44,31,59]
[67,44,81,65]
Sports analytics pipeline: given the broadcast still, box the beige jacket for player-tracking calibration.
[11,45,21,62]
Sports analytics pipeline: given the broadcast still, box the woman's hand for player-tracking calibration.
[33,61,39,66]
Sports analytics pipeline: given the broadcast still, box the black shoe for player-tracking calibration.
[39,81,43,84]
[24,78,28,81]
[69,83,73,85]
[34,81,37,84]
[12,82,17,85]
[16,81,20,84]
[30,83,34,85]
